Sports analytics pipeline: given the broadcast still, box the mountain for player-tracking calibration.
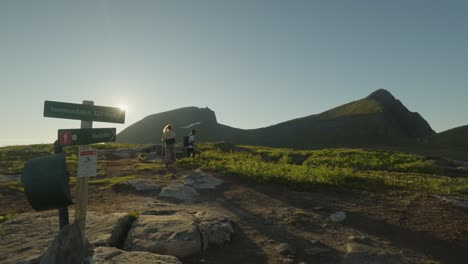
[429,125,468,148]
[117,89,435,149]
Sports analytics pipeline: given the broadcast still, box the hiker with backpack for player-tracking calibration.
[162,124,176,167]
[184,129,198,158]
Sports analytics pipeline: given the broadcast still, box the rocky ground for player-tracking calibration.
[1,152,467,264]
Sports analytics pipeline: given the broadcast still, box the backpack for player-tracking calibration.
[183,135,190,147]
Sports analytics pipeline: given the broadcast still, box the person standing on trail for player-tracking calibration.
[162,124,176,168]
[185,129,197,158]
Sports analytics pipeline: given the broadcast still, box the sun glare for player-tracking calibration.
[118,104,128,112]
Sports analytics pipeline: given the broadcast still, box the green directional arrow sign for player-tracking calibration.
[44,101,125,123]
[58,128,116,146]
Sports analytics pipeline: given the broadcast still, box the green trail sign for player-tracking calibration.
[44,101,125,123]
[58,128,116,146]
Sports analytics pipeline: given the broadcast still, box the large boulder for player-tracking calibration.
[89,246,181,264]
[158,183,199,202]
[39,222,87,264]
[0,211,58,264]
[0,211,134,263]
[182,170,223,190]
[195,211,233,250]
[124,210,234,259]
[123,211,201,259]
[86,213,135,247]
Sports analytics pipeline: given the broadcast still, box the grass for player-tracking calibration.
[87,175,137,189]
[134,163,162,171]
[0,213,13,224]
[178,144,468,195]
[0,181,24,192]
[0,142,134,177]
[1,142,467,195]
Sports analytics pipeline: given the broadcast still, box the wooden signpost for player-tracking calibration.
[44,100,125,242]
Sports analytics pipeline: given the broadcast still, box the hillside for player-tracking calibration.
[429,125,468,148]
[1,143,467,264]
[117,89,435,148]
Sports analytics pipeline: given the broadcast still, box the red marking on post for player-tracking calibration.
[80,151,97,156]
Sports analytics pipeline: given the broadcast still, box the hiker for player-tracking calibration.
[162,124,176,167]
[185,129,198,158]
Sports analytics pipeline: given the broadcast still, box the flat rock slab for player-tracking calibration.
[195,211,234,250]
[124,210,234,259]
[0,211,133,264]
[89,246,182,264]
[182,170,223,190]
[343,243,412,264]
[118,179,161,194]
[158,183,199,202]
[124,212,201,259]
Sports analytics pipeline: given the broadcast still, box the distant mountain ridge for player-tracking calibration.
[117,89,436,149]
[429,125,468,148]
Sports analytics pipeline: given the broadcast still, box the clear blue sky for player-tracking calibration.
[1,0,467,146]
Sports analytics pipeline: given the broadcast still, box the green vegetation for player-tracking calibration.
[0,143,138,176]
[0,213,13,224]
[134,163,161,171]
[302,149,441,174]
[0,144,53,174]
[178,144,468,195]
[0,181,24,192]
[318,98,383,120]
[127,211,140,220]
[87,175,137,189]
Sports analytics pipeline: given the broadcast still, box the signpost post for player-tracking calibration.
[75,100,93,242]
[43,100,125,244]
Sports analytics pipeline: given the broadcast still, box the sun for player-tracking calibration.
[118,104,128,112]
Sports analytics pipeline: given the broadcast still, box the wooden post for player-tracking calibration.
[74,100,93,241]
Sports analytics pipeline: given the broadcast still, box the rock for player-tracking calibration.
[39,222,87,264]
[195,211,234,250]
[263,218,274,225]
[282,258,295,264]
[0,211,59,263]
[343,243,411,264]
[305,247,331,256]
[90,246,182,264]
[329,211,346,222]
[118,179,161,193]
[182,170,223,190]
[111,152,133,159]
[0,211,134,263]
[159,183,199,202]
[430,194,468,209]
[348,235,373,245]
[124,212,201,259]
[83,213,135,247]
[275,243,294,256]
[313,206,324,211]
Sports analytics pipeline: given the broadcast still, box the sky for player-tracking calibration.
[1,0,467,146]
